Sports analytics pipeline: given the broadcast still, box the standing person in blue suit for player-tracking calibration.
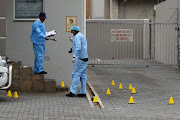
[30,12,53,74]
[66,26,88,97]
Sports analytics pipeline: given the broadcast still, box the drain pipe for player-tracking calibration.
[122,0,127,19]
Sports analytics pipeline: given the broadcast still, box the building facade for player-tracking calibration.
[0,0,86,86]
[88,0,166,19]
[0,0,6,56]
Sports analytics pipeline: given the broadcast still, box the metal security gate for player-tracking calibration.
[86,19,179,66]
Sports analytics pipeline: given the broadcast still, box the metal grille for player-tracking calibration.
[86,20,179,66]
[44,56,50,62]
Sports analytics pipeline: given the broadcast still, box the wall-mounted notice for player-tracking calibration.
[66,16,77,32]
[111,29,133,41]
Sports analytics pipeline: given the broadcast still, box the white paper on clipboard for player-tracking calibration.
[46,30,56,37]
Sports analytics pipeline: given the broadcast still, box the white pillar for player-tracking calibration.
[110,0,113,19]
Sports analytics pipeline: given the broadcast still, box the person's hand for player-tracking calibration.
[45,37,49,40]
[69,36,73,42]
[72,55,76,63]
[51,39,57,41]
[69,36,72,39]
[68,48,72,53]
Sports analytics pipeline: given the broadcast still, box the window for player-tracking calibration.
[14,0,43,20]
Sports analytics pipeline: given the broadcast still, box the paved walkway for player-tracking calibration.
[1,65,180,119]
[87,65,180,119]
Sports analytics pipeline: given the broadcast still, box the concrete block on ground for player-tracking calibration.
[44,79,56,93]
[12,61,21,77]
[32,74,44,80]
[32,74,44,92]
[56,85,69,92]
[20,67,32,80]
[10,77,20,91]
[20,79,32,92]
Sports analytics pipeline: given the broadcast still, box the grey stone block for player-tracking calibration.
[44,79,56,93]
[32,74,44,92]
[12,61,21,77]
[10,78,20,91]
[32,74,44,80]
[20,67,32,80]
[32,79,44,93]
[20,79,32,92]
[56,85,69,92]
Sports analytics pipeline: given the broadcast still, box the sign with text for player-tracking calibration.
[66,16,77,32]
[111,29,133,41]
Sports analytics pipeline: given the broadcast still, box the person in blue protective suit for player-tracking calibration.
[66,26,88,97]
[30,12,53,74]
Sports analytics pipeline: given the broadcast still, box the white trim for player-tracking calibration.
[0,17,6,19]
[110,0,112,19]
[0,37,6,39]
[13,0,44,21]
[83,0,86,37]
[87,19,150,21]
[43,0,45,12]
[13,0,15,20]
[13,19,37,21]
[0,18,7,38]
[6,19,8,37]
[143,19,150,59]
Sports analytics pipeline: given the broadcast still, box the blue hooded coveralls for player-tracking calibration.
[30,19,46,73]
[70,32,88,95]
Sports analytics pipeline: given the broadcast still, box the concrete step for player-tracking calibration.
[7,60,58,93]
[32,74,44,92]
[56,85,69,92]
[20,79,32,92]
[20,67,32,80]
[44,79,56,93]
[19,67,32,92]
[8,61,21,91]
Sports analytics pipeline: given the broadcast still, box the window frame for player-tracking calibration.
[13,0,44,21]
[0,17,7,38]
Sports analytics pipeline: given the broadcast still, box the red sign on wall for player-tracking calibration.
[111,29,133,41]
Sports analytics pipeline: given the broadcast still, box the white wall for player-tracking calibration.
[155,0,178,65]
[6,0,85,86]
[90,0,105,19]
[110,0,119,19]
[124,0,156,19]
[106,0,156,19]
[155,0,178,23]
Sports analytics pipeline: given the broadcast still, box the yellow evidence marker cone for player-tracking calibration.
[131,87,136,94]
[169,97,174,104]
[13,91,18,98]
[7,90,12,97]
[111,80,115,86]
[106,88,111,95]
[129,96,135,104]
[118,83,123,89]
[93,96,98,102]
[60,81,65,87]
[129,84,133,90]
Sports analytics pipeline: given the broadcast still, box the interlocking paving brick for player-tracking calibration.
[87,65,180,119]
[1,65,180,119]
